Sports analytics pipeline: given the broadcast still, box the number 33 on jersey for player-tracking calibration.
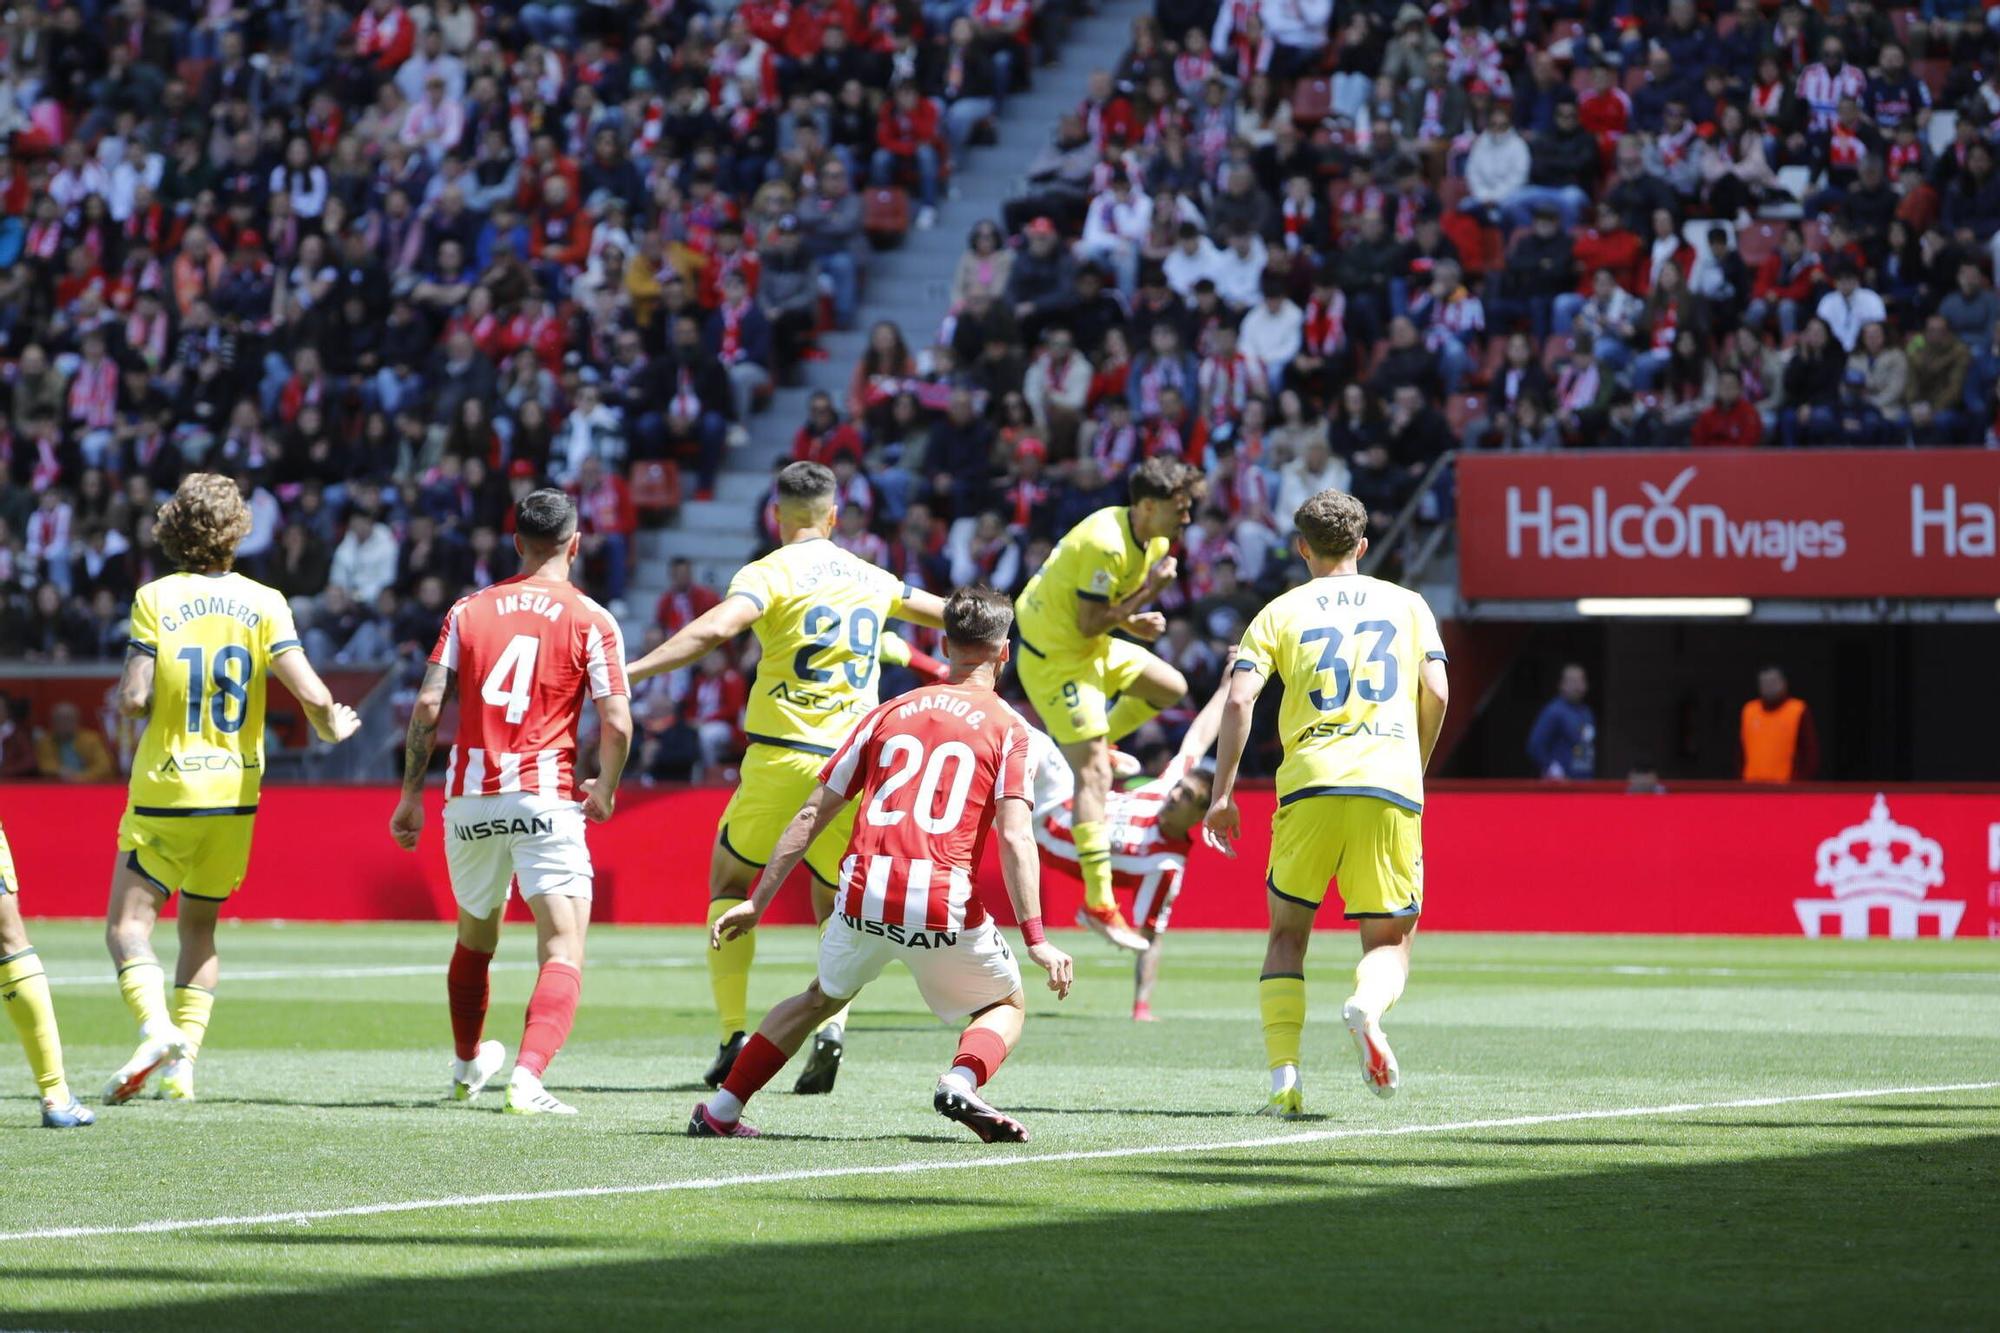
[430,576,628,799]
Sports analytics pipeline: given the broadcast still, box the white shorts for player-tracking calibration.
[819,914,1023,1022]
[442,793,593,918]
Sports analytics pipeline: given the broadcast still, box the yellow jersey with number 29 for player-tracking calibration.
[1233,573,1446,813]
[726,537,911,756]
[126,571,302,813]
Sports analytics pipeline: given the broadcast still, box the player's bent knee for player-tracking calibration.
[1139,665,1188,707]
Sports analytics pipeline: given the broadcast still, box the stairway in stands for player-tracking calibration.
[628,0,1145,625]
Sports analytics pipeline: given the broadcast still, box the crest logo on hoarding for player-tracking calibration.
[1794,794,1962,939]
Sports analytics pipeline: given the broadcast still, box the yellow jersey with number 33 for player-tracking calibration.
[125,571,302,812]
[1015,506,1170,660]
[726,538,911,755]
[1233,574,1446,812]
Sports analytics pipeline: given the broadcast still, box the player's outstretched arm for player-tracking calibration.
[1416,657,1450,772]
[894,586,948,630]
[389,661,455,851]
[995,797,1072,998]
[116,647,155,719]
[626,595,762,683]
[271,649,361,745]
[1176,646,1241,766]
[712,783,851,947]
[1201,665,1265,858]
[580,692,633,823]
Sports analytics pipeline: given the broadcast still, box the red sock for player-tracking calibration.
[516,960,582,1078]
[951,1026,1010,1087]
[447,943,493,1062]
[719,1032,790,1106]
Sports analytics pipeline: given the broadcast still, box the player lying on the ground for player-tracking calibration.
[0,822,92,1127]
[103,473,360,1106]
[1030,654,1236,1021]
[390,488,634,1117]
[623,461,946,1096]
[690,586,1074,1143]
[1013,456,1202,953]
[1204,489,1448,1118]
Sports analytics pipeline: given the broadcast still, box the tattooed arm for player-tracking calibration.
[389,661,455,851]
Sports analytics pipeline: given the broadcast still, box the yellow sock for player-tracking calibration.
[1259,973,1306,1071]
[117,959,174,1039]
[172,985,215,1061]
[1073,820,1114,911]
[815,921,851,1036]
[1350,948,1409,1017]
[707,898,755,1040]
[1105,693,1162,743]
[1,949,70,1102]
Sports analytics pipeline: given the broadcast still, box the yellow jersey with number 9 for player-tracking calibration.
[126,571,302,812]
[1015,506,1170,660]
[1233,574,1446,812]
[726,538,910,756]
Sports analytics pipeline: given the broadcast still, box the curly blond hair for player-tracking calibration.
[156,473,251,573]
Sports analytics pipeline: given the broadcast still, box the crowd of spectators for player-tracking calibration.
[0,0,1082,681]
[7,0,2000,780]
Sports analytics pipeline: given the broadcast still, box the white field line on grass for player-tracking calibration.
[39,958,733,987]
[4,1080,1994,1245]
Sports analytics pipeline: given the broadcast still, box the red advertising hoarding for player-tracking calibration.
[1457,449,2000,599]
[4,784,1994,939]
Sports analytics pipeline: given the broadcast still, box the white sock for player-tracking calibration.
[819,1019,844,1044]
[707,1088,744,1121]
[941,1065,978,1096]
[1271,1063,1300,1096]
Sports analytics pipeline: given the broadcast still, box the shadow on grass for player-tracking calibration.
[11,1134,1995,1328]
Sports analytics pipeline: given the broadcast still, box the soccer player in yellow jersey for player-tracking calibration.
[101,474,360,1105]
[625,461,945,1090]
[0,823,93,1126]
[1014,456,1201,951]
[1204,490,1449,1118]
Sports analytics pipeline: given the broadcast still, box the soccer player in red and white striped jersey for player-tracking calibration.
[389,488,634,1116]
[1032,658,1232,1021]
[690,587,1074,1142]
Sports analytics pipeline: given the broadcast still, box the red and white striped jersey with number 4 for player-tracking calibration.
[819,682,1033,931]
[429,574,628,800]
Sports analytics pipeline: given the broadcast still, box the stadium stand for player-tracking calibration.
[3,0,1998,781]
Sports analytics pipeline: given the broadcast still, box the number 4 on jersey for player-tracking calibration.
[481,635,541,724]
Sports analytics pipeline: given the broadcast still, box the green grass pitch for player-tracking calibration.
[1,922,1994,1330]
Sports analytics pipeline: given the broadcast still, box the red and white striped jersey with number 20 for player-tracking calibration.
[429,574,629,800]
[819,682,1033,931]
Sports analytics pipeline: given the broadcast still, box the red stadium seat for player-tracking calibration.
[1291,77,1334,124]
[1737,221,1782,267]
[630,461,682,516]
[863,187,910,247]
[1914,59,1948,97]
[1542,333,1576,372]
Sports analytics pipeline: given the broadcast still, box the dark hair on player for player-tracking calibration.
[515,487,578,545]
[942,585,1014,647]
[1129,456,1199,504]
[1293,488,1369,562]
[775,460,837,508]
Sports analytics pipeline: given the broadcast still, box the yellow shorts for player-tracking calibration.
[1266,794,1423,920]
[0,821,16,896]
[117,808,257,901]
[1016,635,1161,746]
[717,743,858,887]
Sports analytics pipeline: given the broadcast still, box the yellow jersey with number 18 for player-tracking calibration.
[126,571,301,812]
[1233,573,1447,813]
[1015,506,1170,660]
[726,537,910,756]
